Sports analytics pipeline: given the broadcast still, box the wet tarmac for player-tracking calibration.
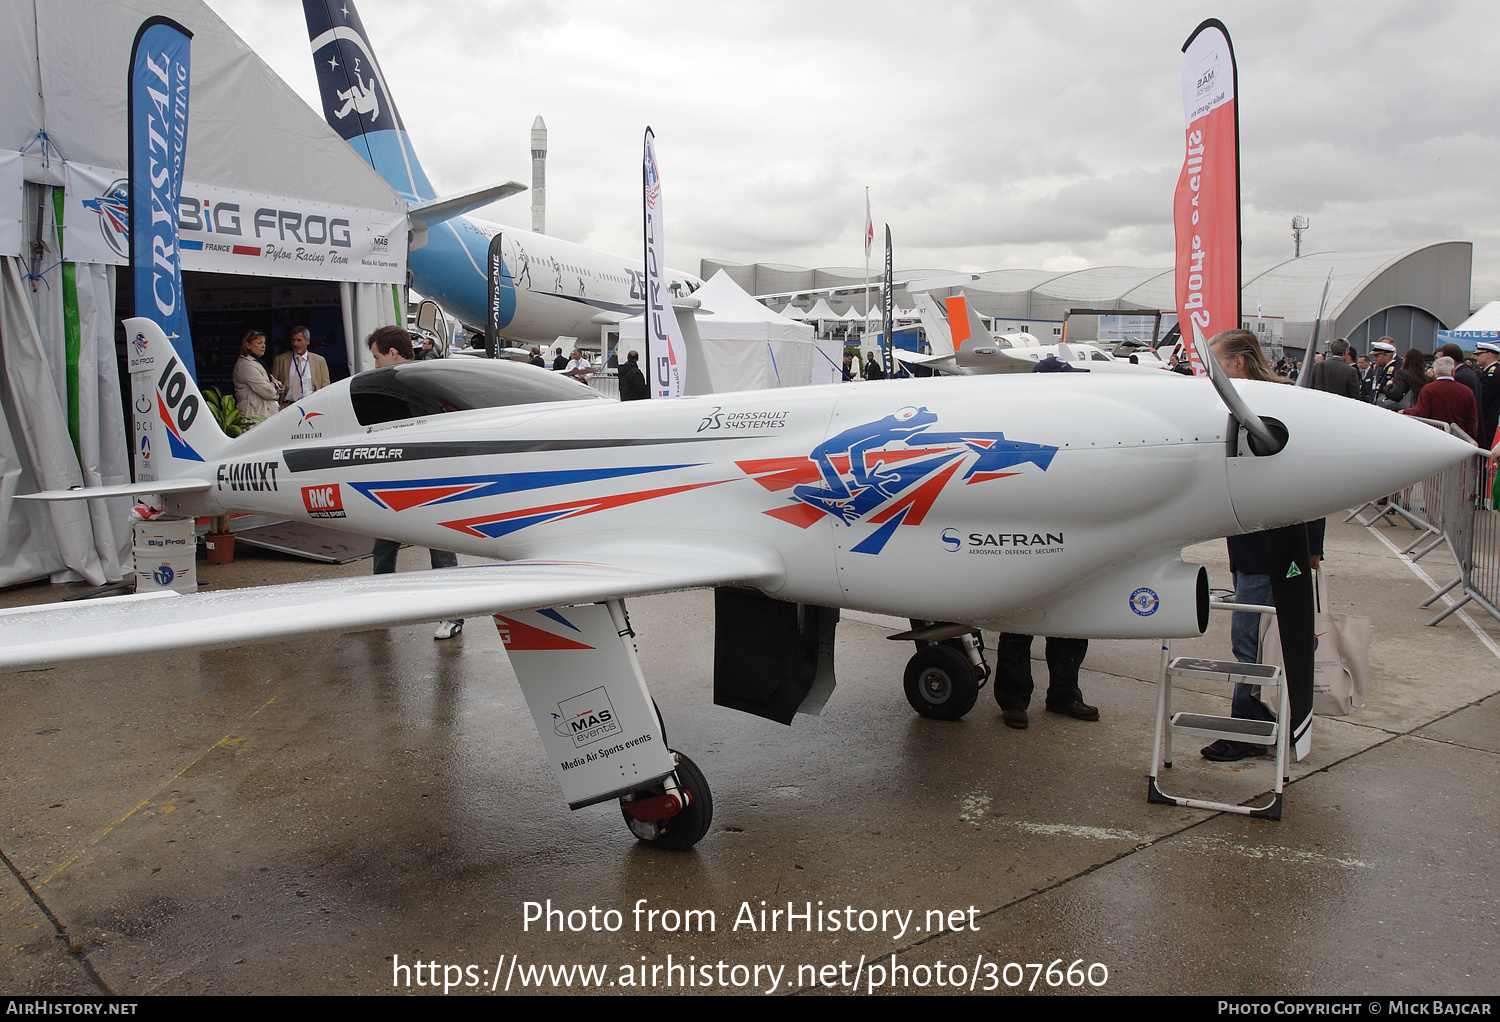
[1,515,1496,996]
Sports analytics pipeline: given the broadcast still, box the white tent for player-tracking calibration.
[805,298,841,328]
[1442,300,1500,342]
[620,271,819,392]
[778,303,808,321]
[0,0,406,587]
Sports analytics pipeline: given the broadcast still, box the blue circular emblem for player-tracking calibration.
[941,528,961,552]
[152,563,176,586]
[1129,587,1159,616]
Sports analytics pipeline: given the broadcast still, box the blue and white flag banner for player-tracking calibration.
[129,17,195,379]
[65,162,406,285]
[643,128,685,399]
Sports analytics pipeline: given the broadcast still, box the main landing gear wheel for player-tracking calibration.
[904,644,979,720]
[620,751,713,851]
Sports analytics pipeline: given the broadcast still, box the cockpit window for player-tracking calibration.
[350,360,607,426]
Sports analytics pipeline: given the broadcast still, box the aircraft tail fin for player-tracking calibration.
[963,297,993,349]
[913,293,953,355]
[302,0,436,201]
[125,317,231,484]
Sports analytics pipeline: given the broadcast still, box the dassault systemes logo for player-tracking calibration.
[1129,587,1160,616]
[82,179,131,259]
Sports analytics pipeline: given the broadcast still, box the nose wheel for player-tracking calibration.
[903,631,988,720]
[620,751,713,850]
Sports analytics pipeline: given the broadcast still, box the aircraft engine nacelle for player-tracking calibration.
[1000,556,1210,640]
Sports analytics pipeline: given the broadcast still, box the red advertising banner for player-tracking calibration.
[1174,19,1240,374]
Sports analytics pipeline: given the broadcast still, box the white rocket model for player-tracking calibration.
[531,114,547,235]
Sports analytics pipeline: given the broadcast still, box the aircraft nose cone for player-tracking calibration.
[1224,383,1478,533]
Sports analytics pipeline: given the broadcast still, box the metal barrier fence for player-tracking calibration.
[1345,419,1500,626]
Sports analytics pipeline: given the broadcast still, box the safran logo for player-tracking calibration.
[941,528,962,552]
[1129,587,1160,617]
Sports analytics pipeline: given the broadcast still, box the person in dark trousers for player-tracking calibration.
[618,349,649,401]
[365,326,465,641]
[993,635,1096,729]
[863,351,885,380]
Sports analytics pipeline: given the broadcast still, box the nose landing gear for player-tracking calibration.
[901,627,989,720]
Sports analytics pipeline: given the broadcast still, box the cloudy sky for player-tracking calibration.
[208,0,1500,306]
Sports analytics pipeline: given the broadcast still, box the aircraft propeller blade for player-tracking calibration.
[1296,271,1335,389]
[1266,523,1315,760]
[1192,321,1287,455]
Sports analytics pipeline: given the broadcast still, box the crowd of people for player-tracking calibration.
[1283,334,1500,448]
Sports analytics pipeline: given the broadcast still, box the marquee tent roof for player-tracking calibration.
[1,0,401,212]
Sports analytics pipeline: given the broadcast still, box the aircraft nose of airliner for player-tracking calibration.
[1223,382,1479,533]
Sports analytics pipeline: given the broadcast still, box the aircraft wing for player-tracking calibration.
[894,350,971,376]
[0,542,784,670]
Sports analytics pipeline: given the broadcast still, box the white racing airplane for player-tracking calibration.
[0,319,1474,850]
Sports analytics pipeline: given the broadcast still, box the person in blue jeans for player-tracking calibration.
[1202,523,1322,761]
[1203,330,1323,761]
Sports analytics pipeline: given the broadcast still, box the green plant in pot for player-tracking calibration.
[200,389,261,561]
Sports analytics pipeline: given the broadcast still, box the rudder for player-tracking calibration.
[302,0,435,201]
[126,317,229,484]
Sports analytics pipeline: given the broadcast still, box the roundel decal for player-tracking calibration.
[1129,587,1160,616]
[152,563,176,586]
[941,528,961,552]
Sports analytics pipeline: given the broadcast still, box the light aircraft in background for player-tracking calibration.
[302,0,702,346]
[899,294,1171,376]
[1,318,1474,851]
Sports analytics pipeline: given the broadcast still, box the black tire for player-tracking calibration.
[620,751,713,851]
[904,644,979,720]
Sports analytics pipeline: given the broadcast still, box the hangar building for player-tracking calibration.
[705,241,1473,356]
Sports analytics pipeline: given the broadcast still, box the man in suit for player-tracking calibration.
[272,326,331,408]
[1307,338,1362,399]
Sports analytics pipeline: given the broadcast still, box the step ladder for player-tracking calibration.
[1147,637,1291,820]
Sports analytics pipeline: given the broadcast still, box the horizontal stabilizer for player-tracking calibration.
[0,543,783,670]
[894,350,969,376]
[17,479,213,501]
[408,182,527,230]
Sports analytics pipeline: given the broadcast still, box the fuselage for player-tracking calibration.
[414,211,703,345]
[169,366,1471,630]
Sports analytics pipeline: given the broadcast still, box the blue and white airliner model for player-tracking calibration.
[302,0,702,345]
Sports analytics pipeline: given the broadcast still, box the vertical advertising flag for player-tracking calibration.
[485,231,506,359]
[643,128,685,399]
[881,225,894,378]
[1173,19,1240,376]
[129,17,195,379]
